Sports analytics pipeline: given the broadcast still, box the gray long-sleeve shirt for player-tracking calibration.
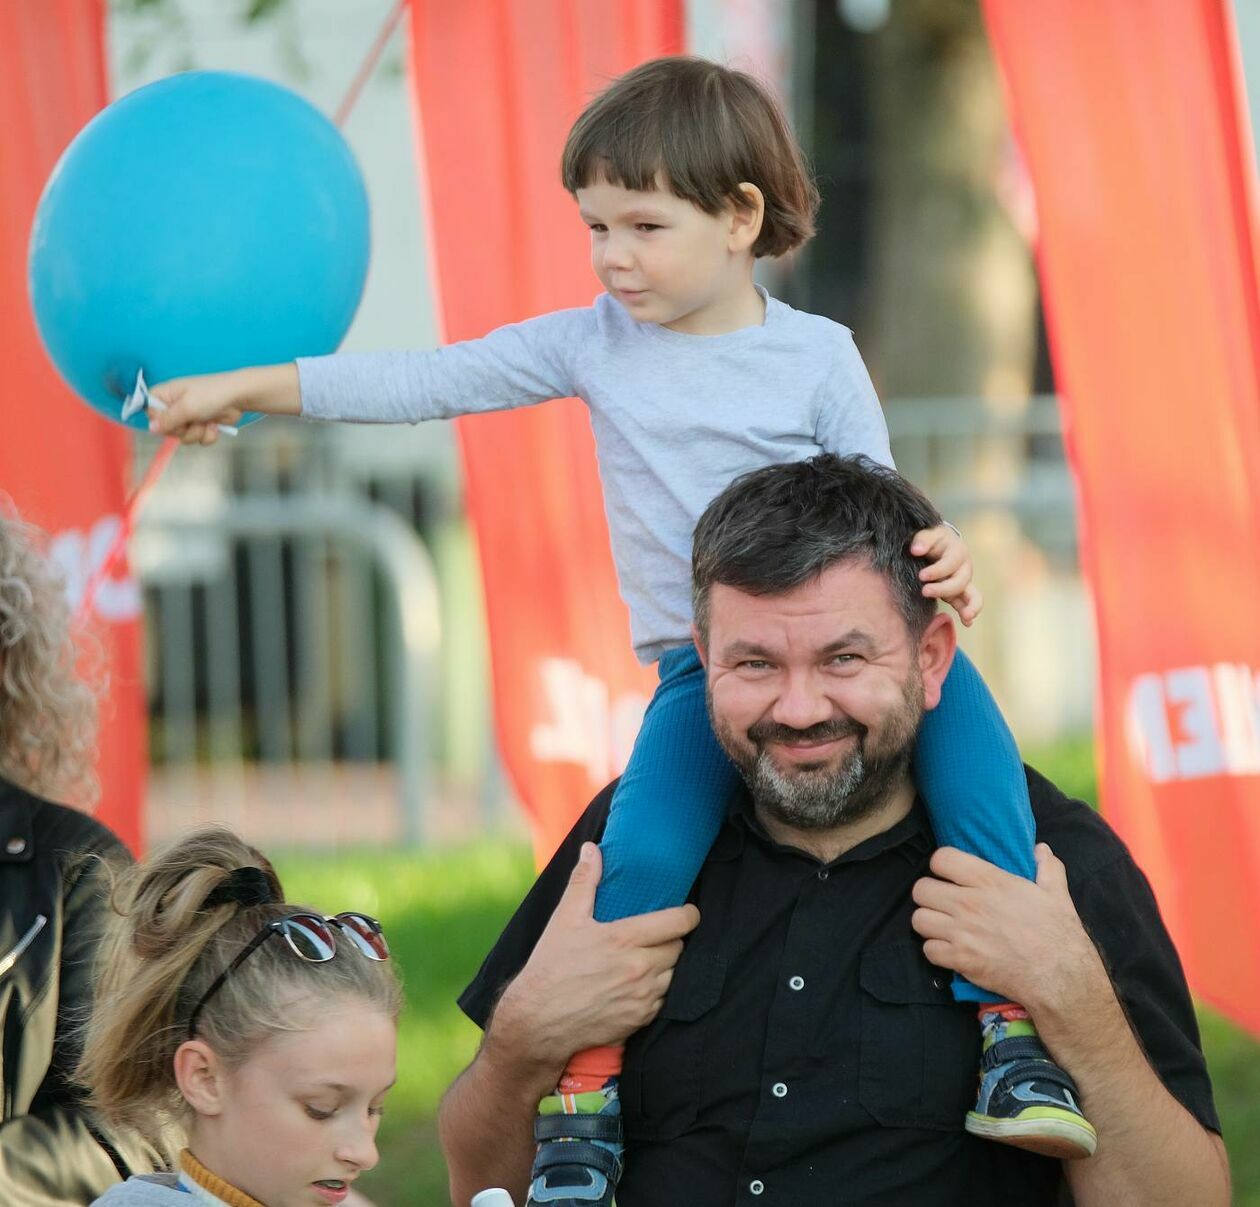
[298,290,892,663]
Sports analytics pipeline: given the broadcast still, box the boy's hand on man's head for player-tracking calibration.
[911,523,982,626]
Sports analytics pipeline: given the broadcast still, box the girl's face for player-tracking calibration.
[576,174,759,334]
[188,1003,396,1207]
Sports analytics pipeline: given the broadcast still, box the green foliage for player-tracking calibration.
[272,738,1260,1204]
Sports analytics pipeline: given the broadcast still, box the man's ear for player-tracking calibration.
[918,613,957,711]
[691,624,708,669]
[729,183,765,253]
[174,1039,227,1118]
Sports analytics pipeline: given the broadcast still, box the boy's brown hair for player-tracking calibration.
[561,56,819,259]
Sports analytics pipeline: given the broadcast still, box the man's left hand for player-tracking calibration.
[910,843,1107,1011]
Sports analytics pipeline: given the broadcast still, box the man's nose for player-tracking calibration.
[770,671,834,731]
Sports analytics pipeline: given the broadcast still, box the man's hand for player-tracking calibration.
[486,843,700,1085]
[910,842,1104,1012]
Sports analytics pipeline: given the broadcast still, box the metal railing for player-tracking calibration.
[134,396,1086,847]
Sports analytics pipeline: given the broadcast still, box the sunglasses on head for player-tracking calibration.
[187,911,389,1039]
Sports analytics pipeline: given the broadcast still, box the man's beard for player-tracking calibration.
[711,673,924,832]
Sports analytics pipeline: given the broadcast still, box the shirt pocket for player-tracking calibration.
[858,939,979,1131]
[622,950,726,1142]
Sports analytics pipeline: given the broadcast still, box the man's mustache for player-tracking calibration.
[746,716,867,746]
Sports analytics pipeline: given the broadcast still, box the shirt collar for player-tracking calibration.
[718,785,935,868]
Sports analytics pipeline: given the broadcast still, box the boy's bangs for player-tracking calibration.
[563,117,729,215]
[563,118,666,196]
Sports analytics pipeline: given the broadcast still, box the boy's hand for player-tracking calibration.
[149,363,302,445]
[911,523,982,626]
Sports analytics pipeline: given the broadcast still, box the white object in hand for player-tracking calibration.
[470,1191,515,1207]
[121,368,239,436]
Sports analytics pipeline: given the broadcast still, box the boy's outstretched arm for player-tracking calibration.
[150,363,302,445]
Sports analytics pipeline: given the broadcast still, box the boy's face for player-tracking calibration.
[576,174,751,332]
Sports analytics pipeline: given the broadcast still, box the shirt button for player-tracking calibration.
[817,868,829,881]
[750,1180,765,1196]
[789,975,805,991]
[772,1081,788,1098]
[5,837,26,855]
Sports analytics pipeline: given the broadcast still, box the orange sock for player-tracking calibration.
[977,1001,1030,1023]
[557,1045,624,1094]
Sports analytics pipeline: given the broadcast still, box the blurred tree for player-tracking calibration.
[109,0,310,82]
[807,0,1039,401]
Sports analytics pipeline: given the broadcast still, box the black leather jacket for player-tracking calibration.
[0,779,170,1205]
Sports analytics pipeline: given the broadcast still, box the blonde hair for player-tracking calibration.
[78,827,401,1142]
[0,506,100,806]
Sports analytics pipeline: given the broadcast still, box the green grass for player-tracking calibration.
[271,738,1260,1205]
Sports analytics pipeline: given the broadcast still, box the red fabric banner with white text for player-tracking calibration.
[983,0,1260,1035]
[1,1,146,851]
[406,1,682,859]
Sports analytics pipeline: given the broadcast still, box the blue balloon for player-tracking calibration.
[28,71,370,429]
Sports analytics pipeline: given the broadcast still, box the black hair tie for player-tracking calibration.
[202,866,275,910]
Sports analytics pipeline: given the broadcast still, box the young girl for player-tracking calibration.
[148,57,1095,1206]
[79,827,400,1207]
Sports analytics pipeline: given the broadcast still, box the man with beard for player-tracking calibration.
[440,455,1227,1207]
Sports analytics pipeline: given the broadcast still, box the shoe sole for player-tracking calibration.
[965,1110,1098,1160]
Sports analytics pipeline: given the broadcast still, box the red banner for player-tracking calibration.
[406,1,681,858]
[983,0,1260,1035]
[1,1,146,851]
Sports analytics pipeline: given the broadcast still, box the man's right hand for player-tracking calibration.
[484,843,700,1085]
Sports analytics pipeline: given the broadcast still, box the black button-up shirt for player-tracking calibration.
[460,767,1218,1205]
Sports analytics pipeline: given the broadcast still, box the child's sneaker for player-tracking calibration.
[527,1080,622,1206]
[964,1006,1097,1159]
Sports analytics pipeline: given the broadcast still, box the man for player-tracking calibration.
[440,455,1227,1206]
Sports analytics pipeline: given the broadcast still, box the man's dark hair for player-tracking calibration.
[561,56,818,259]
[692,454,943,642]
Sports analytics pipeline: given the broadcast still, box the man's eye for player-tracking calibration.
[304,1105,334,1121]
[740,660,772,671]
[828,654,858,666]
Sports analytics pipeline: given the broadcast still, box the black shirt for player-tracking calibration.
[460,767,1219,1206]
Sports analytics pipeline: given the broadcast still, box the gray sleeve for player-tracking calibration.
[296,308,588,424]
[814,328,894,469]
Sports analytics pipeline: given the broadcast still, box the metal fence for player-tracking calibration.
[134,397,1087,848]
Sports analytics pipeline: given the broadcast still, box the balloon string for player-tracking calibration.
[77,439,177,622]
[77,1,409,624]
[333,0,409,129]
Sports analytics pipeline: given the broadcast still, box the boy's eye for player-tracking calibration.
[369,1104,386,1119]
[304,1105,334,1121]
[635,223,662,232]
[587,223,608,233]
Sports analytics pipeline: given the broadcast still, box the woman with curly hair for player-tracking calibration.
[0,506,173,1204]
